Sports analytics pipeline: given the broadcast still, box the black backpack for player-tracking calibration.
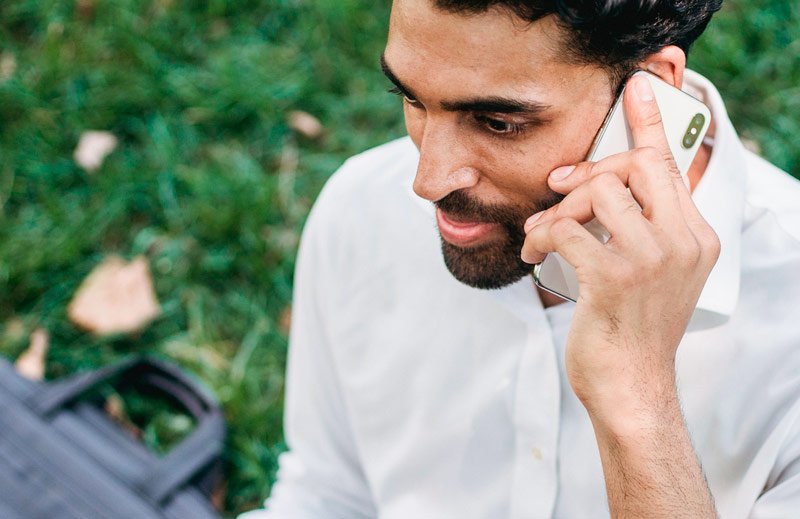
[0,355,225,519]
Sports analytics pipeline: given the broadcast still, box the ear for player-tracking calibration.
[640,45,686,89]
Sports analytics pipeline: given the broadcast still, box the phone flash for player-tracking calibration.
[682,113,706,149]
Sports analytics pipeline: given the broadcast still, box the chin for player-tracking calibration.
[440,237,532,290]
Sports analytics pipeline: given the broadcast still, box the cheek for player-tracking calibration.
[479,113,607,206]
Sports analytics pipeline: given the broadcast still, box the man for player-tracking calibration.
[243,1,800,517]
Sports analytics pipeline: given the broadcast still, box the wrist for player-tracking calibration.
[576,371,681,439]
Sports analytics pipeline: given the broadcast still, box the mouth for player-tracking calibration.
[436,208,501,248]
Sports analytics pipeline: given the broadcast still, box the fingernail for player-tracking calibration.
[635,77,654,102]
[549,165,575,182]
[524,211,543,233]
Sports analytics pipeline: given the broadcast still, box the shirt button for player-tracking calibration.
[531,447,543,461]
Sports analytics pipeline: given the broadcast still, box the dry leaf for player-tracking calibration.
[15,328,50,381]
[0,52,16,83]
[68,255,161,336]
[287,110,323,139]
[278,305,292,336]
[278,141,299,175]
[105,393,125,420]
[4,317,26,341]
[74,130,118,172]
[75,0,96,20]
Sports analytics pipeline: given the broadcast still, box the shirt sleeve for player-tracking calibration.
[238,172,377,519]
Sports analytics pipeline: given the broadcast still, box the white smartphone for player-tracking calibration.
[532,70,711,302]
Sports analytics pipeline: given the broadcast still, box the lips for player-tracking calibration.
[436,208,500,247]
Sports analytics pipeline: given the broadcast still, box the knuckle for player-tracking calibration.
[590,171,621,192]
[633,146,662,166]
[639,106,664,128]
[633,146,680,179]
[709,233,722,260]
[700,226,722,263]
[675,238,702,266]
[615,190,639,214]
[520,241,539,264]
[550,217,576,238]
[583,161,600,179]
[550,202,567,220]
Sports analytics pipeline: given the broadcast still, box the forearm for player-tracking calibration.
[588,384,716,518]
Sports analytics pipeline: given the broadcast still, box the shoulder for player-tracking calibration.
[302,136,420,243]
[317,136,418,205]
[298,136,433,272]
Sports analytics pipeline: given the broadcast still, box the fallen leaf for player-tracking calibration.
[278,141,299,175]
[15,328,49,381]
[74,130,118,172]
[75,0,95,20]
[287,110,323,139]
[105,393,125,420]
[0,52,16,83]
[68,255,161,336]
[278,305,292,336]
[4,317,26,342]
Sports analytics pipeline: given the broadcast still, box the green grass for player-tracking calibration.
[0,0,797,516]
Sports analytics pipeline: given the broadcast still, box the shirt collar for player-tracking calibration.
[682,69,746,331]
[404,70,747,331]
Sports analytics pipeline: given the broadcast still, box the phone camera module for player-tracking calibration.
[681,113,706,149]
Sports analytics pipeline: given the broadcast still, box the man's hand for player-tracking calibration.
[521,74,720,517]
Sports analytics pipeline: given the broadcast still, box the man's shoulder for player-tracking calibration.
[743,150,800,243]
[300,136,433,269]
[321,136,418,201]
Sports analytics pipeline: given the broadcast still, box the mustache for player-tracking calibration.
[435,189,564,229]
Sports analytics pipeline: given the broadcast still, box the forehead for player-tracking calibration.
[385,0,606,100]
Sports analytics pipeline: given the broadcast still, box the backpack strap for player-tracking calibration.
[28,356,225,504]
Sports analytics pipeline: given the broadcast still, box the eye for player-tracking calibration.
[475,115,525,136]
[387,86,421,107]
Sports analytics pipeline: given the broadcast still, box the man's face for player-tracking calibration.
[384,0,617,289]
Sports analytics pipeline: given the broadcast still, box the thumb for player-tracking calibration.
[623,74,676,173]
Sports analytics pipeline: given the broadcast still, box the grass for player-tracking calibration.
[0,0,797,516]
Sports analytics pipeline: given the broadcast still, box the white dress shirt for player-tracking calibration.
[240,71,800,518]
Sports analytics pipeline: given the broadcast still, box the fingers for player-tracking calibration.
[522,172,656,265]
[524,73,720,292]
[546,149,680,224]
[521,216,608,267]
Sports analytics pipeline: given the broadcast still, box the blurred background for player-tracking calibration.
[0,0,797,516]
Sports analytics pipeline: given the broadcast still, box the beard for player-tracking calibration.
[436,189,564,290]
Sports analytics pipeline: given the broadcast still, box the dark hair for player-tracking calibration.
[434,0,723,87]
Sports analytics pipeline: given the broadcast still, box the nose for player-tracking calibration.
[412,119,479,202]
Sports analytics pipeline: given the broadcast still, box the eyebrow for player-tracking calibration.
[380,53,551,116]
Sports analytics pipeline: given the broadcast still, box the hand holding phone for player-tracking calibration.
[519,71,721,411]
[531,71,710,302]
